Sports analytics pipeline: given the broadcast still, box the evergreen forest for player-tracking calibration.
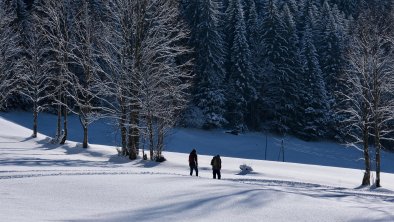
[1,0,394,162]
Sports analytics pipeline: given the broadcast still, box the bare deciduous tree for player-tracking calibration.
[0,1,20,109]
[101,0,135,157]
[102,0,192,160]
[18,9,53,138]
[36,0,76,144]
[71,1,108,148]
[138,0,193,160]
[340,8,394,187]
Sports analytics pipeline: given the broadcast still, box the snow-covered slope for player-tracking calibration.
[1,114,394,221]
[3,111,394,173]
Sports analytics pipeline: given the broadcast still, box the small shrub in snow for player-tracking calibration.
[239,164,253,172]
[116,147,122,156]
[49,137,59,144]
[155,156,166,162]
[49,130,65,144]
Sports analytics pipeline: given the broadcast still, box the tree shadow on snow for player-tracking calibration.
[236,170,259,176]
[20,136,35,142]
[0,137,120,168]
[66,184,272,222]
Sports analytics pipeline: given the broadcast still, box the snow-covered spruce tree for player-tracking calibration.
[18,4,53,138]
[286,0,299,15]
[224,0,256,130]
[190,0,227,129]
[180,0,197,26]
[295,0,315,41]
[298,14,330,140]
[0,0,20,110]
[138,0,192,160]
[339,7,394,187]
[330,0,359,17]
[315,0,347,138]
[260,0,301,135]
[282,3,304,134]
[242,0,261,128]
[243,0,258,47]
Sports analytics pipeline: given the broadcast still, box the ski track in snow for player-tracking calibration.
[2,168,394,203]
[227,178,394,202]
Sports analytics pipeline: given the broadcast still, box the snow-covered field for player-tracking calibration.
[1,112,394,221]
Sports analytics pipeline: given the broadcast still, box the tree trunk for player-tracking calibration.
[376,145,381,187]
[134,118,140,155]
[120,102,128,156]
[128,0,145,160]
[375,128,381,187]
[33,101,38,138]
[60,111,67,144]
[128,110,138,160]
[373,69,381,187]
[157,118,164,158]
[127,115,133,158]
[60,96,67,144]
[57,100,62,139]
[147,113,154,160]
[361,124,370,186]
[83,124,88,148]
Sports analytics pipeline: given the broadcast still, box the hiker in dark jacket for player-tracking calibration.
[189,149,198,176]
[211,155,221,179]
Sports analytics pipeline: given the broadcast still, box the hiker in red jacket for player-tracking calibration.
[189,149,198,176]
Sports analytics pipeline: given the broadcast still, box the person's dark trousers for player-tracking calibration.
[190,166,198,176]
[213,169,221,179]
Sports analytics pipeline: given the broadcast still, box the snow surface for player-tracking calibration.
[1,112,394,221]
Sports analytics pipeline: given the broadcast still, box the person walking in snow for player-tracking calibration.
[211,154,221,179]
[189,149,198,176]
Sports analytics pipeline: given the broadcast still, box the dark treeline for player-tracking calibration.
[2,1,394,145]
[180,0,394,144]
[179,0,393,187]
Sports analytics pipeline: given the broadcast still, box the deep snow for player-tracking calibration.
[1,112,394,221]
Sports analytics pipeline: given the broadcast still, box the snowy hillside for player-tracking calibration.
[1,114,394,221]
[3,111,394,173]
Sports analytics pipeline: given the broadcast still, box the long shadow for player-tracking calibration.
[1,138,118,168]
[41,138,145,166]
[227,177,394,205]
[20,137,34,142]
[62,143,107,158]
[236,170,259,176]
[32,137,166,167]
[107,155,134,164]
[0,157,110,167]
[0,135,31,143]
[36,137,61,150]
[66,185,271,222]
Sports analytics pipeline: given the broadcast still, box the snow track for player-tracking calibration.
[2,168,394,203]
[226,178,394,202]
